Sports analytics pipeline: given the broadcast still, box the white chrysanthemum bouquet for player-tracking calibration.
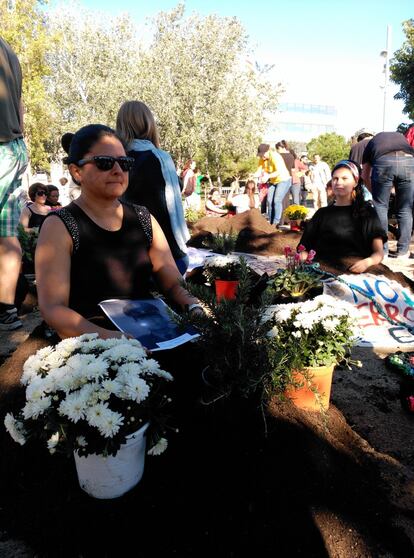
[203,254,243,282]
[267,294,361,373]
[4,334,173,458]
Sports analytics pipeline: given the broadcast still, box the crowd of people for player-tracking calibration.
[2,33,414,341]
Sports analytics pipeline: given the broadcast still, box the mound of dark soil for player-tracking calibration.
[0,328,413,557]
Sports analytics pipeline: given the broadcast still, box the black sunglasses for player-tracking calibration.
[76,156,134,172]
[35,190,47,196]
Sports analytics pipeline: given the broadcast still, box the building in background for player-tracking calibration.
[265,102,338,146]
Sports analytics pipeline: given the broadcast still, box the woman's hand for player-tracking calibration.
[348,258,372,274]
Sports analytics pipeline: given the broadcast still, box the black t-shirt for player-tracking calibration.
[362,132,414,164]
[349,138,371,165]
[299,204,387,261]
[51,202,153,319]
[122,150,184,260]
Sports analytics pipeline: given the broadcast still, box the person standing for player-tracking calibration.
[0,37,28,329]
[255,143,291,227]
[362,131,414,258]
[310,154,330,209]
[116,101,190,274]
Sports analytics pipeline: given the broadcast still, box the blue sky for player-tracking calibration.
[49,0,414,135]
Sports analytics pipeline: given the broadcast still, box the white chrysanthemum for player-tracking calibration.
[66,353,96,370]
[101,379,121,396]
[82,358,109,380]
[292,330,301,338]
[47,431,60,454]
[21,354,44,380]
[97,410,124,438]
[117,362,141,376]
[85,402,111,428]
[43,350,66,370]
[35,346,55,360]
[124,377,151,403]
[139,359,173,381]
[55,336,84,357]
[76,435,87,447]
[4,413,26,446]
[125,346,148,362]
[20,368,38,386]
[58,391,87,422]
[147,437,168,456]
[204,254,240,268]
[23,396,52,420]
[26,377,48,401]
[101,343,134,362]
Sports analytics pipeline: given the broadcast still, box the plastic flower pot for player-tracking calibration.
[74,422,149,499]
[289,220,301,232]
[215,279,239,301]
[284,364,335,411]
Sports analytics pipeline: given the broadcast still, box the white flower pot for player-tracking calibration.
[74,422,149,499]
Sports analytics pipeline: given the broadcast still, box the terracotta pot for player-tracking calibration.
[284,364,335,411]
[215,279,239,301]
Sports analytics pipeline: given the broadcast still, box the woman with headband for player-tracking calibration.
[298,160,387,273]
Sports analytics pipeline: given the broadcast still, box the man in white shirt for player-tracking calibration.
[310,154,330,209]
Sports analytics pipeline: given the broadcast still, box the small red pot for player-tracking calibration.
[215,280,239,301]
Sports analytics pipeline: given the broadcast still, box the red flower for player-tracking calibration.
[297,244,306,252]
[284,246,292,257]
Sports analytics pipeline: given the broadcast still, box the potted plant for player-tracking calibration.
[266,246,322,304]
[203,254,244,300]
[283,205,308,231]
[4,333,173,499]
[265,294,360,411]
[178,258,273,405]
[202,230,238,255]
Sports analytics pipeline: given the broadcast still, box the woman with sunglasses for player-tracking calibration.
[299,160,386,273]
[36,124,202,341]
[116,101,190,275]
[19,183,51,232]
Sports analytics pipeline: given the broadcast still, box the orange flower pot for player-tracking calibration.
[215,280,239,301]
[284,364,335,411]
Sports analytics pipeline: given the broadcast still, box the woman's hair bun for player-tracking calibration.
[61,132,74,154]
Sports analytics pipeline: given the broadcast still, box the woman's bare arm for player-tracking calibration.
[348,237,384,273]
[36,216,125,339]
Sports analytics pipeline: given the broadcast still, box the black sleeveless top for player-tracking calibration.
[51,201,153,320]
[28,206,48,229]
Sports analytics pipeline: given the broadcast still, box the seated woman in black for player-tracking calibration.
[19,183,51,232]
[299,160,386,274]
[36,124,202,341]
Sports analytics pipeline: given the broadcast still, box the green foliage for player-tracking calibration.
[203,231,238,254]
[390,19,414,119]
[184,207,206,224]
[1,0,58,170]
[17,224,38,263]
[266,268,322,302]
[306,133,351,169]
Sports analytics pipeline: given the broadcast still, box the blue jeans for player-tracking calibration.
[290,182,301,205]
[267,179,292,225]
[371,154,414,254]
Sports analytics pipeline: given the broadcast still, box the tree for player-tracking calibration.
[306,133,350,169]
[45,3,141,152]
[0,0,57,170]
[390,19,414,120]
[134,4,281,179]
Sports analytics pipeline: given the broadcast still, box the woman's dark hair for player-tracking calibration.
[62,124,125,165]
[47,185,59,194]
[208,188,219,200]
[28,182,47,202]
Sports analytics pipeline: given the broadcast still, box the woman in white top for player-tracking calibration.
[227,180,260,214]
